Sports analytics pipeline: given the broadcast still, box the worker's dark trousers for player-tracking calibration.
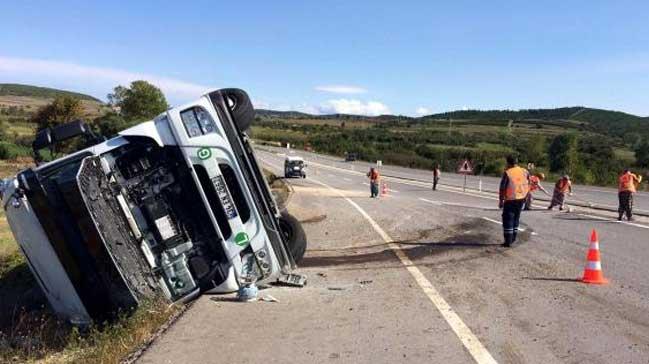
[370,182,379,197]
[433,177,439,191]
[618,191,634,220]
[502,199,525,245]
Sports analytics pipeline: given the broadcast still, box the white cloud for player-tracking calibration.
[315,85,367,94]
[0,56,212,102]
[318,99,390,116]
[415,107,431,116]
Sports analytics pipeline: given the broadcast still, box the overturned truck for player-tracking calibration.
[0,89,306,325]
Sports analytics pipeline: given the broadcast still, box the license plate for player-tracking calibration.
[211,175,238,219]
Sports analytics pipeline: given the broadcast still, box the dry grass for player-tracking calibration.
[0,96,108,120]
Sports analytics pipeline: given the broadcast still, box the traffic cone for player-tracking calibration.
[381,182,388,196]
[581,229,608,284]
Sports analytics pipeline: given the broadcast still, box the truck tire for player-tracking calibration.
[220,88,254,131]
[279,211,307,263]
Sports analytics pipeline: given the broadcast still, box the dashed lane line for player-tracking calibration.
[309,177,498,364]
[481,216,537,235]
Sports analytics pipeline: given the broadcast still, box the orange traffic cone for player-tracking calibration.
[581,229,608,284]
[381,182,388,196]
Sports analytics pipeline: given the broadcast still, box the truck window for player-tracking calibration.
[181,106,217,138]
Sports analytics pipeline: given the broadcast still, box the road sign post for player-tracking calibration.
[457,159,474,192]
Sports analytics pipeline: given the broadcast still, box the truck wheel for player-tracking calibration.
[220,88,254,131]
[279,211,307,263]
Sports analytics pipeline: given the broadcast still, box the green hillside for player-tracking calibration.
[0,83,101,102]
[252,106,649,187]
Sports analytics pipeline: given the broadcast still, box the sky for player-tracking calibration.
[1,0,648,116]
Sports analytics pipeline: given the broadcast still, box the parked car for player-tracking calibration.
[284,156,306,178]
[0,89,306,325]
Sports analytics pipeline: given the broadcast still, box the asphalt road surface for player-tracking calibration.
[261,146,649,215]
[138,148,649,364]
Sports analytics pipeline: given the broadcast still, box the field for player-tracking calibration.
[250,110,648,186]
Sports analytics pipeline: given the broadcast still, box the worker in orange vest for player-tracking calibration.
[547,175,572,211]
[524,173,549,210]
[367,167,380,198]
[618,168,643,221]
[498,156,530,247]
[432,164,441,191]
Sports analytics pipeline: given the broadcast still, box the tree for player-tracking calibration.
[623,132,642,149]
[636,141,649,168]
[94,112,129,137]
[108,81,168,122]
[548,133,578,174]
[525,135,547,167]
[31,96,83,131]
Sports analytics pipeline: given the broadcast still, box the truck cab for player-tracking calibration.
[0,89,306,324]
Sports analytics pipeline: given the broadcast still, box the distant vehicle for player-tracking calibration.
[284,156,306,178]
[0,89,307,325]
[345,152,358,162]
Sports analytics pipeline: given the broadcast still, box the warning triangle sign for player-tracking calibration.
[457,159,473,174]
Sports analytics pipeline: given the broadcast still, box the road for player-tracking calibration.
[261,145,649,215]
[138,148,649,364]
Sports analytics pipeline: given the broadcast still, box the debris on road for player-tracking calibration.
[274,273,308,287]
[359,280,373,285]
[237,284,259,302]
[259,295,280,303]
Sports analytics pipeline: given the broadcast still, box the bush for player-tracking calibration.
[0,142,31,160]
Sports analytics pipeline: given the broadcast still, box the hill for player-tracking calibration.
[0,84,108,139]
[252,105,649,186]
[0,83,101,102]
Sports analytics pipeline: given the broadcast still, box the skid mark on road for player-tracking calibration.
[310,177,498,364]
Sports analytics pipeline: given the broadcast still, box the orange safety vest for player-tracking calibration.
[504,166,530,200]
[619,172,640,193]
[529,175,540,192]
[369,170,379,182]
[555,178,571,193]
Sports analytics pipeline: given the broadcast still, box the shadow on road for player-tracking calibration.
[522,277,581,283]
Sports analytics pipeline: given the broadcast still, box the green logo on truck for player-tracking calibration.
[197,147,212,160]
[234,232,250,247]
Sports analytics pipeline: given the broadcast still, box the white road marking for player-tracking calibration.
[481,217,501,225]
[362,182,370,186]
[481,216,536,235]
[419,198,443,206]
[343,177,352,182]
[576,213,649,230]
[310,178,498,364]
